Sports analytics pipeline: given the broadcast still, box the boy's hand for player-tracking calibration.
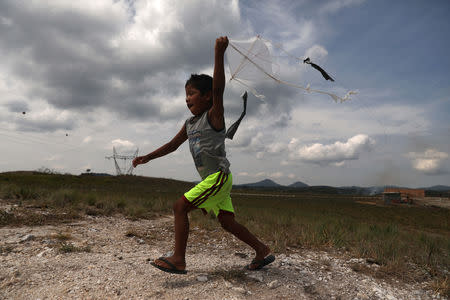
[132,155,148,168]
[215,36,228,55]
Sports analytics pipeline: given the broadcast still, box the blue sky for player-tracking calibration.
[0,0,449,187]
[327,1,450,93]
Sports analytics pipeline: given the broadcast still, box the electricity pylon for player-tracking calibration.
[105,147,138,175]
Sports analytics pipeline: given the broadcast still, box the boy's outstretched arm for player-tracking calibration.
[133,125,187,168]
[208,36,228,131]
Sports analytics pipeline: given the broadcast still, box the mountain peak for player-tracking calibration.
[288,181,309,188]
[239,179,282,188]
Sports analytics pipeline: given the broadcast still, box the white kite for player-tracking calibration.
[227,36,357,103]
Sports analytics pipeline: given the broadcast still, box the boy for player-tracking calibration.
[133,36,274,274]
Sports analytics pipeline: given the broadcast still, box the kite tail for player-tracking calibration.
[226,91,248,140]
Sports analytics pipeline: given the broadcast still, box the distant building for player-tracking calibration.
[382,188,425,204]
[382,192,402,204]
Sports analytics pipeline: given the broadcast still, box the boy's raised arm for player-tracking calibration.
[209,36,228,131]
[133,125,187,167]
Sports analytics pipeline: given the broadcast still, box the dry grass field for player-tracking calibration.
[1,171,449,297]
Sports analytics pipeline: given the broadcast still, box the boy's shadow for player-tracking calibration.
[162,265,281,289]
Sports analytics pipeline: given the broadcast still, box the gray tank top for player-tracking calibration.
[185,111,230,179]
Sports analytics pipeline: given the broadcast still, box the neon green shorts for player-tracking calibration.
[184,171,234,216]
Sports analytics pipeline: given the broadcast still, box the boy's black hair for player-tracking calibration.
[185,74,213,95]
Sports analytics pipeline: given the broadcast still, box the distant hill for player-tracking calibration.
[233,179,450,196]
[236,179,283,188]
[288,181,309,188]
[3,171,447,195]
[421,185,450,192]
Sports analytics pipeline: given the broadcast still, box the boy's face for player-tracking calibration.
[185,85,211,116]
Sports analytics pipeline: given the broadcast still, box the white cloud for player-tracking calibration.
[82,136,92,144]
[407,149,449,175]
[266,142,286,154]
[289,134,375,165]
[304,44,328,62]
[110,139,136,152]
[320,0,366,14]
[270,171,284,179]
[288,138,300,151]
[45,154,61,161]
[11,103,76,133]
[1,16,12,26]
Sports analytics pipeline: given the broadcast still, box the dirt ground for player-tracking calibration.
[0,204,445,299]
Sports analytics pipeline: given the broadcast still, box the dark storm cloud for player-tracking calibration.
[0,0,243,128]
[0,1,124,111]
[0,0,341,134]
[4,100,29,113]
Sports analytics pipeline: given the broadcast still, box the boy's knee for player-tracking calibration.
[173,196,191,214]
[218,212,235,232]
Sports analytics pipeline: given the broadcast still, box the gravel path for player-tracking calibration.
[0,212,443,299]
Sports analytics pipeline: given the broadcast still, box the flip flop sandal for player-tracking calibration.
[150,257,187,274]
[246,254,275,270]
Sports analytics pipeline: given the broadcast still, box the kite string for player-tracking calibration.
[229,39,352,103]
[258,36,303,62]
